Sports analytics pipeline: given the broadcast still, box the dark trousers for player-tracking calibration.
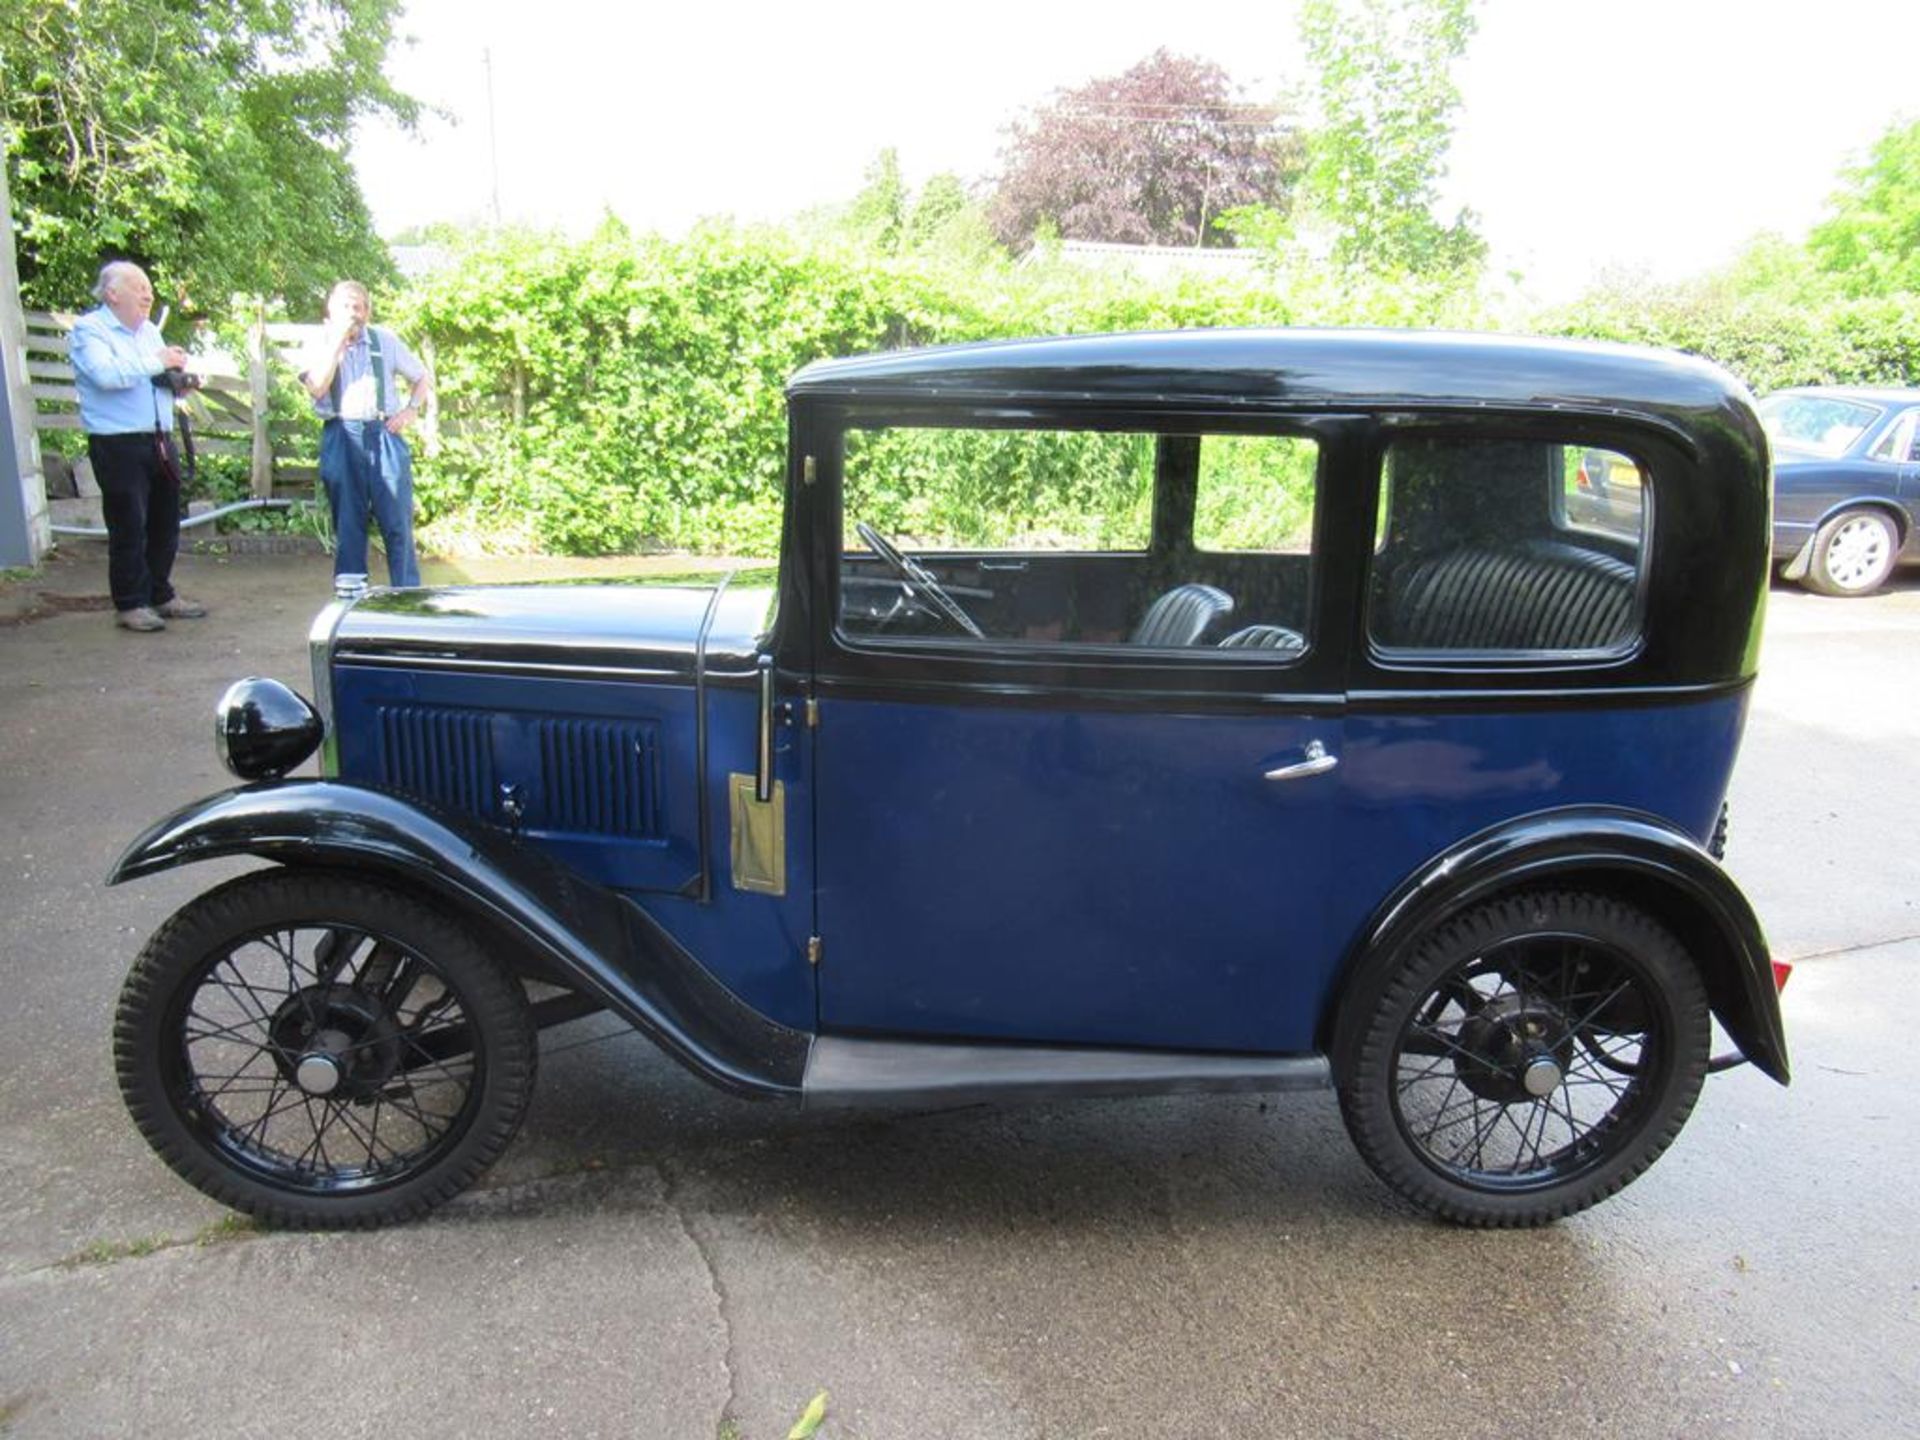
[87,431,180,612]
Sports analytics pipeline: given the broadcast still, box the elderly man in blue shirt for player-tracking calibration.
[299,280,433,589]
[69,261,209,632]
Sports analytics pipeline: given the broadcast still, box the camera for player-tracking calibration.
[151,367,203,394]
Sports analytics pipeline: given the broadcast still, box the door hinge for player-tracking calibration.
[805,697,819,729]
[806,935,823,967]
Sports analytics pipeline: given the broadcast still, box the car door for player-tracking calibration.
[808,415,1359,1056]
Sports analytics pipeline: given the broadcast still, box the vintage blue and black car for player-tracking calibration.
[110,329,1790,1230]
[1761,385,1920,595]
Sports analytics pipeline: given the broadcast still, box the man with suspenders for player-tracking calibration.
[300,280,433,588]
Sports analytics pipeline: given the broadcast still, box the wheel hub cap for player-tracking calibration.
[1521,1055,1564,1097]
[269,986,403,1101]
[295,1050,345,1095]
[1831,520,1889,588]
[1455,995,1574,1103]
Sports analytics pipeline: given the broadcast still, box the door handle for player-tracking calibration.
[755,655,775,802]
[1265,739,1338,782]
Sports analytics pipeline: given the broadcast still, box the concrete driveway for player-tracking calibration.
[1,545,1915,1439]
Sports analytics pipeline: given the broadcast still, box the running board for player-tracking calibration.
[801,1036,1330,1110]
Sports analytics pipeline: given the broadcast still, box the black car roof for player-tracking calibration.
[787,327,1750,418]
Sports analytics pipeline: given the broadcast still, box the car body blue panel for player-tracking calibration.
[637,685,816,1034]
[330,666,817,1033]
[1321,694,1748,984]
[813,691,1747,1055]
[332,665,704,893]
[815,698,1338,1053]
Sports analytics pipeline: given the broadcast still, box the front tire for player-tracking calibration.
[115,870,536,1228]
[1805,507,1898,596]
[1339,891,1709,1227]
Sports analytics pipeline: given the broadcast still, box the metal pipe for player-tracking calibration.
[51,497,298,538]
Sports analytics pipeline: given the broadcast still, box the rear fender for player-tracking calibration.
[1323,807,1789,1086]
[109,781,808,1098]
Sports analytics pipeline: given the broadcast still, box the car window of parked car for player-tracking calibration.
[1554,447,1644,544]
[837,426,1319,658]
[1368,436,1645,658]
[1868,409,1919,464]
[1758,394,1883,458]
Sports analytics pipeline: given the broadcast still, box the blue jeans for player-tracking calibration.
[320,419,419,587]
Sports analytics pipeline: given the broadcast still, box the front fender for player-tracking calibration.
[111,781,808,1099]
[1323,806,1788,1086]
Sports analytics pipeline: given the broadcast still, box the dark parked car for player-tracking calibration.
[1761,385,1920,595]
[109,329,1790,1231]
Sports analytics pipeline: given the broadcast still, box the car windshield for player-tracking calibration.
[1758,394,1884,458]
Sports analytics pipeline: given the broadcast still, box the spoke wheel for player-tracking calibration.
[1339,891,1708,1226]
[116,871,535,1228]
[1807,508,1898,596]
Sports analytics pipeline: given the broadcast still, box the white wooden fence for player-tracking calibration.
[25,310,435,499]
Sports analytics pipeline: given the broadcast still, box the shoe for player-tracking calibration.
[156,596,208,619]
[116,607,167,632]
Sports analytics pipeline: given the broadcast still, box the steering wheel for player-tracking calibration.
[855,521,985,639]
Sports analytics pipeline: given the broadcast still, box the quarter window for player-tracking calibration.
[1869,409,1919,464]
[1369,437,1645,656]
[1194,435,1318,553]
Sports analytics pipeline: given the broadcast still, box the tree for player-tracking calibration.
[990,50,1300,251]
[845,148,909,255]
[1809,118,1920,298]
[1,0,420,323]
[1290,0,1483,277]
[806,152,994,263]
[907,173,971,252]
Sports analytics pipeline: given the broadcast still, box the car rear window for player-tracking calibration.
[1758,394,1883,458]
[1369,437,1645,657]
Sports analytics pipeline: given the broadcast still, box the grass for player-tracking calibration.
[57,1214,262,1269]
[60,1236,167,1269]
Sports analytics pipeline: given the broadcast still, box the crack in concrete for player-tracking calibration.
[1783,932,1920,963]
[24,1217,264,1277]
[658,1158,741,1438]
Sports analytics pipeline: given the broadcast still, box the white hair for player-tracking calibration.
[94,260,145,302]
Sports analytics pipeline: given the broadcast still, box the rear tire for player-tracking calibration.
[115,870,536,1228]
[1339,890,1709,1227]
[1805,507,1898,596]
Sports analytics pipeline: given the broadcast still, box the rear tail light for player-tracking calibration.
[1771,959,1793,992]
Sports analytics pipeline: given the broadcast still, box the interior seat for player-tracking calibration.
[1382,539,1636,651]
[1130,583,1234,647]
[1218,624,1307,656]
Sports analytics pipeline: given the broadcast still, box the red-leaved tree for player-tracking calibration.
[990,50,1300,252]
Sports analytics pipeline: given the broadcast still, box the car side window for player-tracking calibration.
[1869,409,1920,464]
[838,425,1318,658]
[1369,436,1645,657]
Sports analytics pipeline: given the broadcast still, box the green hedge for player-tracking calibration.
[1547,289,1920,394]
[389,226,1917,556]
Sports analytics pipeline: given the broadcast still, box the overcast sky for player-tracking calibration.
[352,0,1920,302]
